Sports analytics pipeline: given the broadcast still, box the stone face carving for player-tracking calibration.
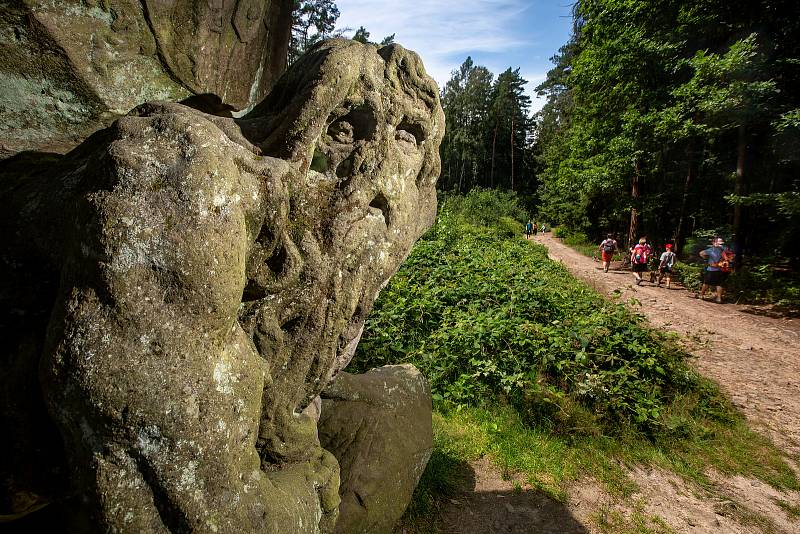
[319,364,434,534]
[0,39,444,532]
[0,0,292,158]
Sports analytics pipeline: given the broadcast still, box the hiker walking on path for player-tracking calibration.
[525,220,533,239]
[630,237,652,285]
[532,222,538,236]
[598,234,618,273]
[698,237,732,303]
[657,244,676,288]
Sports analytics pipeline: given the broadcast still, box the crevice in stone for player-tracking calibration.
[280,315,303,336]
[369,193,391,225]
[139,1,191,96]
[131,451,191,534]
[396,117,426,145]
[266,243,288,276]
[355,490,366,509]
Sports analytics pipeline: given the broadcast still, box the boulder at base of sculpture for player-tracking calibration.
[319,364,434,534]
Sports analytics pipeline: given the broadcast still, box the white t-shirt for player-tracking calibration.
[659,251,676,269]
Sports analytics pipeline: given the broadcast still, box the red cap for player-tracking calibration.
[665,244,673,249]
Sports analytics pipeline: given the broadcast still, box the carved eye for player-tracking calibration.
[395,118,425,147]
[327,106,377,143]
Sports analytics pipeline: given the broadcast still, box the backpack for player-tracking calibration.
[660,251,675,269]
[633,244,649,265]
[602,240,615,253]
[718,248,734,273]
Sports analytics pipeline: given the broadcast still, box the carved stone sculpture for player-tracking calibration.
[0,39,444,532]
[0,0,292,158]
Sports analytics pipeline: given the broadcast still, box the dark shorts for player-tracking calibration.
[703,270,727,286]
[660,266,672,274]
[632,263,648,273]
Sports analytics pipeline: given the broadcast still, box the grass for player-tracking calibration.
[775,498,800,519]
[353,193,798,532]
[398,401,798,532]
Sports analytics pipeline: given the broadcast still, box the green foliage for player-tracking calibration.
[289,0,341,64]
[350,25,394,46]
[439,58,534,195]
[496,216,522,238]
[352,210,721,434]
[534,0,800,263]
[441,187,527,228]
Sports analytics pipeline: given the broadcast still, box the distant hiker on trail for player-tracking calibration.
[598,234,618,273]
[698,237,732,303]
[532,222,538,236]
[525,220,533,239]
[657,244,676,288]
[630,237,652,285]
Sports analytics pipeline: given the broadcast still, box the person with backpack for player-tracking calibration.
[525,220,533,239]
[657,243,677,288]
[598,234,618,273]
[532,222,538,236]
[630,237,652,285]
[698,237,733,303]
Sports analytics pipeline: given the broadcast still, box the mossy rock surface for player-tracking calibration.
[0,39,444,532]
[0,0,292,158]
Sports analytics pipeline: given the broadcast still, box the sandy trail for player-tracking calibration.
[534,233,800,460]
[429,234,800,534]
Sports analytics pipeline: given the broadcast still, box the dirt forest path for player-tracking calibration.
[429,233,800,534]
[533,232,800,461]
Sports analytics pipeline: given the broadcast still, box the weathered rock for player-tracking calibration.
[0,39,444,532]
[319,364,434,534]
[0,0,292,158]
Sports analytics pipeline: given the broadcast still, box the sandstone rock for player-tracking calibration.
[0,0,292,158]
[0,39,444,532]
[319,364,434,534]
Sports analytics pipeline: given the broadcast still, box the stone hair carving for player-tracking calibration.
[0,39,444,532]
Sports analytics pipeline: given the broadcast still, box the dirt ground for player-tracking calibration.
[433,233,800,534]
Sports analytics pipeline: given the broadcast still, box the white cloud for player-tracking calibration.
[336,0,535,87]
[522,72,548,114]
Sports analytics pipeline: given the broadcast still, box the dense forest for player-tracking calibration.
[439,0,800,267]
[536,0,799,264]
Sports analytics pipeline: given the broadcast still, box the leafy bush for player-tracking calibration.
[352,212,720,435]
[441,187,527,228]
[496,216,523,238]
[672,262,703,292]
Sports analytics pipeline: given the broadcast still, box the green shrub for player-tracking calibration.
[352,212,721,435]
[496,216,522,238]
[441,187,527,228]
[673,262,703,292]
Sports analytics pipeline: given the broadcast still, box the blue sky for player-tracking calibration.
[334,0,575,114]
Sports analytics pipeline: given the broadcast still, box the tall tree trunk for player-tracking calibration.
[627,159,640,250]
[733,123,746,270]
[674,146,696,255]
[490,123,498,188]
[458,152,465,193]
[510,116,515,191]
